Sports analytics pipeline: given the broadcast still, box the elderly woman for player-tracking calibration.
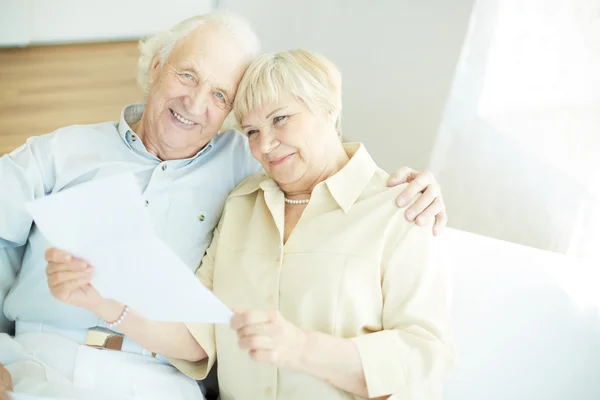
[46,50,454,399]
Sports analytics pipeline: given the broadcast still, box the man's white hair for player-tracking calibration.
[137,10,261,94]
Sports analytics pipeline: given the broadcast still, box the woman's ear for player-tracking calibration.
[327,108,337,123]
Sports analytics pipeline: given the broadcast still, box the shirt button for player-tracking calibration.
[144,200,149,207]
[275,256,281,263]
[267,295,275,305]
[198,215,206,222]
[161,164,167,171]
[265,387,272,396]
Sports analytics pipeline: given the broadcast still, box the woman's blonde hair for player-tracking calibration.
[233,49,342,136]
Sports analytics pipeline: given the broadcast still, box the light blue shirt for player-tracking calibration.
[0,104,262,331]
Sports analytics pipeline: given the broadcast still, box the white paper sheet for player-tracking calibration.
[27,173,232,324]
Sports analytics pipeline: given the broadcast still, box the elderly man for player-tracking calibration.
[0,10,447,400]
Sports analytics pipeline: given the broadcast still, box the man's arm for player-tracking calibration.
[0,248,23,334]
[0,137,55,332]
[340,139,447,235]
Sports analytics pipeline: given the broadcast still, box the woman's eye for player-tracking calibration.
[273,115,288,124]
[246,129,259,137]
[183,73,194,81]
[215,92,225,100]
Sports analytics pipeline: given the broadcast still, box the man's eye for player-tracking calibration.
[183,73,194,80]
[215,92,225,100]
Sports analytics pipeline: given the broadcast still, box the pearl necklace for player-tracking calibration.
[284,197,310,205]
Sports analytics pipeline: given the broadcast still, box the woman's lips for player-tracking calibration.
[269,153,294,166]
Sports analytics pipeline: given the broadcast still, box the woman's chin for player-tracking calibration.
[269,171,301,187]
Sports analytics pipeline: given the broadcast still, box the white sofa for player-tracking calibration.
[443,229,600,400]
[2,229,599,399]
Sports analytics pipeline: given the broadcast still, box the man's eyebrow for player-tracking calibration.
[178,62,233,98]
[178,61,199,72]
[216,86,233,99]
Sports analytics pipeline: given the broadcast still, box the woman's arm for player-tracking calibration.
[232,310,371,397]
[44,221,222,364]
[232,223,455,399]
[349,223,456,398]
[289,330,377,398]
[90,299,207,362]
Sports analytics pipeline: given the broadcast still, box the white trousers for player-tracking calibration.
[0,332,205,400]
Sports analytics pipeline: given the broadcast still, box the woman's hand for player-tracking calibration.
[231,310,307,368]
[45,247,104,312]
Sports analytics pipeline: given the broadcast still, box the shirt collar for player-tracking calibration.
[324,143,378,213]
[117,103,215,166]
[118,103,145,142]
[229,142,378,213]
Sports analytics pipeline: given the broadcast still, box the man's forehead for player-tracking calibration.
[168,32,247,84]
[169,50,238,86]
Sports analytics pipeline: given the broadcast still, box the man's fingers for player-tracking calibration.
[411,195,444,223]
[404,186,438,221]
[395,171,436,207]
[387,166,415,186]
[433,210,448,237]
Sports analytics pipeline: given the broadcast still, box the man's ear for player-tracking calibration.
[149,55,162,85]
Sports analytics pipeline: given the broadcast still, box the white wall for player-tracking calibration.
[0,0,213,46]
[218,0,476,171]
[0,0,29,46]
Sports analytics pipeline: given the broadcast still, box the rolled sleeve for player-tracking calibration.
[352,330,409,397]
[168,322,216,380]
[353,224,456,398]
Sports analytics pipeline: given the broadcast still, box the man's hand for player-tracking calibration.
[45,248,103,311]
[387,167,447,236]
[0,363,13,400]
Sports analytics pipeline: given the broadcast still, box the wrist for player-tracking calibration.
[90,299,125,322]
[287,328,310,370]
